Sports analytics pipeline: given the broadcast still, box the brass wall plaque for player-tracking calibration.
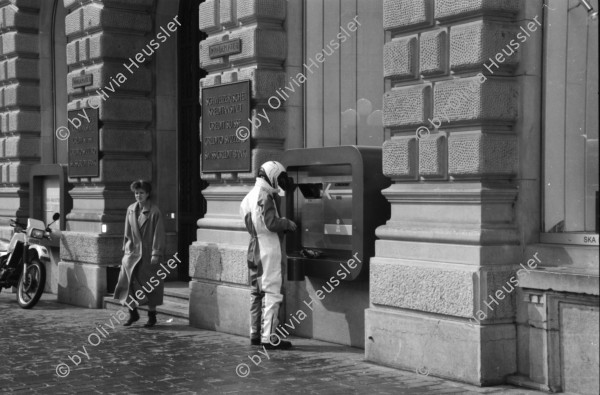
[209,39,242,59]
[201,81,251,173]
[72,74,93,88]
[67,108,99,178]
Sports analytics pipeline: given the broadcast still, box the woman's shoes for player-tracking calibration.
[123,308,140,326]
[144,311,157,327]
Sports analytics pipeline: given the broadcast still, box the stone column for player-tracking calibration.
[58,0,156,308]
[190,0,286,335]
[0,0,41,238]
[366,0,541,385]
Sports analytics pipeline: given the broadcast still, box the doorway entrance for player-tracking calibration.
[177,0,206,281]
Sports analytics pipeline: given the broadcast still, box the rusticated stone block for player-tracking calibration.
[66,32,151,65]
[383,85,430,127]
[371,259,474,317]
[0,31,38,56]
[68,96,152,123]
[64,0,154,11]
[4,136,39,158]
[0,6,38,30]
[0,163,6,182]
[435,0,519,20]
[382,137,417,179]
[384,35,418,79]
[189,242,248,285]
[433,77,518,124]
[249,108,286,140]
[8,161,33,184]
[199,0,219,33]
[85,158,152,183]
[99,128,152,153]
[448,132,518,177]
[450,21,519,73]
[1,83,39,108]
[226,66,286,100]
[419,133,446,178]
[0,110,40,133]
[383,0,432,31]
[60,232,123,264]
[67,63,152,95]
[237,148,283,180]
[220,0,236,27]
[0,58,38,81]
[420,29,447,76]
[65,5,152,37]
[6,0,40,9]
[237,0,285,23]
[475,269,516,321]
[189,242,222,280]
[229,26,286,64]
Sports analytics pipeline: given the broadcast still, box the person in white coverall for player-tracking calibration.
[240,161,297,350]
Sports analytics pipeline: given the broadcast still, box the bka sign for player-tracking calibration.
[201,81,251,173]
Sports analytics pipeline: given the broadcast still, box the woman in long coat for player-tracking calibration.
[114,180,166,327]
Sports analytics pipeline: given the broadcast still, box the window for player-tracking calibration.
[542,0,599,244]
[304,0,384,148]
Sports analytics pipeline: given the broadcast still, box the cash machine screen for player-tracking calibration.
[293,165,353,253]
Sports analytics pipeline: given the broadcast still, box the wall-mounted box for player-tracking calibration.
[283,146,391,281]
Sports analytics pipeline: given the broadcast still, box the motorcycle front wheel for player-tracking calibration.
[17,258,46,309]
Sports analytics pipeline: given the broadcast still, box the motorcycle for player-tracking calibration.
[0,213,60,308]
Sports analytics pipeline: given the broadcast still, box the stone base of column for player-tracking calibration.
[58,232,122,308]
[58,261,107,308]
[189,279,250,337]
[188,238,250,336]
[365,306,516,386]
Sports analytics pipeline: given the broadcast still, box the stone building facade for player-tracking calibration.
[0,0,597,392]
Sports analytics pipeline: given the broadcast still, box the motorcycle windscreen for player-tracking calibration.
[7,241,24,268]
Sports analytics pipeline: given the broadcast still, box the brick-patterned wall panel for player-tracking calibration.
[382,0,522,183]
[0,1,41,218]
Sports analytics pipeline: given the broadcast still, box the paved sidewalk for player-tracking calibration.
[0,292,543,394]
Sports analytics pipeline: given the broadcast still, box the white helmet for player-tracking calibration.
[259,161,287,189]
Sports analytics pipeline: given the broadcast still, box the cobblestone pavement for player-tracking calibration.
[0,293,544,395]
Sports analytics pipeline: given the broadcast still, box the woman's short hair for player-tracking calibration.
[130,180,152,195]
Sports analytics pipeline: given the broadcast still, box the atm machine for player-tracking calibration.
[283,146,391,281]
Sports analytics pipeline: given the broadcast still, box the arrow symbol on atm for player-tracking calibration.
[323,183,332,199]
